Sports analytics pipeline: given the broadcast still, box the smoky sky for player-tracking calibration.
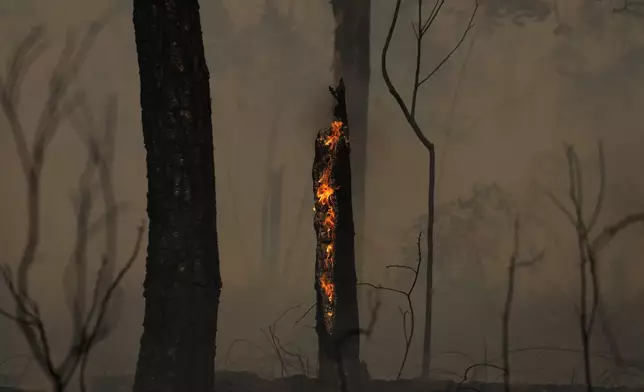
[2,0,644,387]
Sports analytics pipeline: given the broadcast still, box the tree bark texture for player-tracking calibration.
[331,0,370,277]
[313,80,360,386]
[132,1,222,391]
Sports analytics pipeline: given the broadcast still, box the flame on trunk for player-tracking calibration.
[314,120,345,333]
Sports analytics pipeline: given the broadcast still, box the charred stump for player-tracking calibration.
[313,79,360,388]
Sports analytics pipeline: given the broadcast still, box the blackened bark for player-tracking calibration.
[313,80,360,388]
[331,0,371,276]
[132,1,222,391]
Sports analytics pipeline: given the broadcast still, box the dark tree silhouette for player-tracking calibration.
[131,1,222,391]
[331,0,370,278]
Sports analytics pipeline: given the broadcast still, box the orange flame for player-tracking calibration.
[314,120,345,333]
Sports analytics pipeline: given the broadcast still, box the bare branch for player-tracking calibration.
[544,190,576,226]
[502,216,520,392]
[0,26,46,179]
[357,282,408,297]
[417,1,478,89]
[381,0,476,379]
[257,304,313,378]
[385,264,417,274]
[591,213,644,253]
[0,21,143,392]
[457,363,506,392]
[549,141,644,392]
[515,250,545,268]
[586,141,605,233]
[420,0,445,38]
[381,0,432,150]
[358,231,423,379]
[566,144,584,214]
[501,217,543,392]
[293,302,316,329]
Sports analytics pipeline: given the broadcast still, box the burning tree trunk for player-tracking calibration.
[313,79,360,386]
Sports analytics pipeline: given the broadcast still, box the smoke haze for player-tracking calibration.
[2,0,644,387]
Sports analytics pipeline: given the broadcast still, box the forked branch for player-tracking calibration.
[0,25,143,392]
[546,141,644,392]
[358,231,423,379]
[381,0,478,149]
[381,0,478,378]
[502,217,544,392]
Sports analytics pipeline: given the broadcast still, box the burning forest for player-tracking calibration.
[7,1,644,392]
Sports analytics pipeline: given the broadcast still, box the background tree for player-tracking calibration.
[547,142,644,392]
[0,25,142,392]
[256,2,292,283]
[501,218,543,392]
[131,1,222,391]
[381,0,477,379]
[331,0,371,279]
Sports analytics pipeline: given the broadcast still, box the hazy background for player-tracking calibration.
[2,0,644,387]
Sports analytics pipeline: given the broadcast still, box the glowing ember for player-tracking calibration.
[314,120,346,333]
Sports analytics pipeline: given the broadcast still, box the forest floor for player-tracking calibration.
[3,371,644,392]
[212,372,644,392]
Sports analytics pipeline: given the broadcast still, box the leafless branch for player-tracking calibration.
[262,304,299,378]
[382,0,479,130]
[259,305,313,378]
[293,302,316,329]
[546,141,644,392]
[381,0,429,149]
[382,1,478,378]
[0,24,143,392]
[416,2,478,90]
[261,328,287,378]
[591,212,644,253]
[544,190,576,226]
[385,264,416,274]
[358,231,423,379]
[502,217,543,392]
[457,363,506,392]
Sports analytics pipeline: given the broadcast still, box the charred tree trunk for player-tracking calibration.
[313,80,360,388]
[132,1,222,392]
[331,0,370,277]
